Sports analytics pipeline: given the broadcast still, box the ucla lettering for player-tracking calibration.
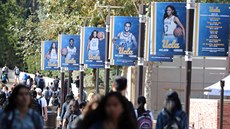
[65,58,76,64]
[118,47,133,55]
[48,62,57,67]
[209,7,220,13]
[88,55,100,60]
[162,40,180,48]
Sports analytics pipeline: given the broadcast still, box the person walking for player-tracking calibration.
[62,99,81,129]
[111,76,136,120]
[0,84,43,129]
[2,64,9,82]
[53,76,60,90]
[35,88,48,121]
[80,92,137,129]
[136,96,154,129]
[155,91,188,129]
[14,65,20,84]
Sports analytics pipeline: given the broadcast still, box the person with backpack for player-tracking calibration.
[60,94,74,128]
[135,96,153,129]
[49,92,60,107]
[155,91,188,129]
[23,73,29,85]
[2,64,9,82]
[53,76,60,90]
[31,90,43,116]
[1,72,7,84]
[37,75,45,91]
[0,84,43,129]
[36,88,48,122]
[14,65,20,84]
[43,86,52,104]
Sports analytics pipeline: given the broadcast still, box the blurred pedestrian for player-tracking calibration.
[60,94,74,128]
[54,76,60,90]
[112,76,136,120]
[2,86,10,99]
[43,86,52,104]
[35,88,48,121]
[0,91,6,114]
[81,92,137,129]
[37,75,45,91]
[1,72,7,84]
[2,64,9,82]
[31,90,43,116]
[155,91,188,129]
[70,94,101,129]
[14,65,20,84]
[62,99,81,129]
[49,92,60,107]
[0,84,43,129]
[136,96,153,129]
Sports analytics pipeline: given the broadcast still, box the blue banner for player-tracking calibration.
[151,2,186,56]
[80,27,106,68]
[41,41,59,70]
[194,3,229,57]
[109,16,139,66]
[145,17,174,62]
[58,34,80,70]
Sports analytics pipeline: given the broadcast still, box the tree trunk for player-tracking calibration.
[144,62,154,110]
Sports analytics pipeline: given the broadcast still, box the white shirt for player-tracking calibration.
[66,46,77,59]
[50,49,57,60]
[37,95,47,108]
[164,15,177,35]
[118,32,135,46]
[89,38,99,51]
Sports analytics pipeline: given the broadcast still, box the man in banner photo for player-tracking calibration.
[113,21,137,56]
[87,30,104,60]
[61,38,77,64]
[162,5,185,46]
[46,42,58,66]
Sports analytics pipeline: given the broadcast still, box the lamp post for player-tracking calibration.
[137,1,146,96]
[184,0,195,125]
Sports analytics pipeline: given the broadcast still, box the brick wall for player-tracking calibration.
[190,99,230,129]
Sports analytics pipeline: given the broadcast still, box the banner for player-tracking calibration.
[58,34,80,70]
[80,27,106,68]
[145,17,173,62]
[109,16,139,66]
[194,3,229,57]
[151,2,186,56]
[111,59,135,66]
[41,41,59,70]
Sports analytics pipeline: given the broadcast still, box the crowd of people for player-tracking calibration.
[0,66,188,129]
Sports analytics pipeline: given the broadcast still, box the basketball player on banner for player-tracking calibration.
[61,38,77,63]
[46,42,58,66]
[163,5,185,43]
[113,22,137,53]
[87,30,104,60]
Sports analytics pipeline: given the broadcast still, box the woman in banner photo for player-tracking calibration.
[163,5,185,43]
[62,38,77,60]
[46,42,58,65]
[113,21,137,52]
[87,30,104,59]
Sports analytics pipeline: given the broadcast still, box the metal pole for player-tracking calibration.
[60,68,65,106]
[116,66,119,76]
[137,4,146,96]
[79,64,84,102]
[105,7,110,95]
[185,0,195,125]
[96,68,100,93]
[220,80,225,129]
[68,70,72,94]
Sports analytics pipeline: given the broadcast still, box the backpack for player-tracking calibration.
[137,111,153,129]
[15,68,20,75]
[51,97,59,106]
[1,74,7,83]
[53,79,59,88]
[33,97,43,116]
[163,109,186,129]
[38,79,45,89]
